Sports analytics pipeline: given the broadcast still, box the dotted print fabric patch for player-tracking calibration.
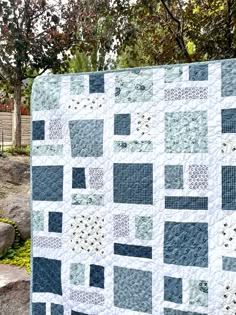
[31,60,236,315]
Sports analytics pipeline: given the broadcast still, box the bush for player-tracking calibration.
[0,239,31,273]
[0,218,31,273]
[4,145,30,156]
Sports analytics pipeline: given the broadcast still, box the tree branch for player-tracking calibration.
[226,0,233,56]
[22,65,50,80]
[160,0,191,61]
[160,0,181,30]
[0,72,7,82]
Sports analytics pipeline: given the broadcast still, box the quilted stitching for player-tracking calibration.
[31,60,236,315]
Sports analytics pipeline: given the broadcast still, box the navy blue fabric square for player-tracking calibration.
[51,303,64,315]
[114,114,131,135]
[71,311,88,315]
[222,60,236,97]
[33,257,62,295]
[189,65,208,81]
[89,264,104,288]
[165,196,208,210]
[49,212,63,233]
[222,166,236,210]
[114,163,153,205]
[32,166,63,201]
[164,276,182,304]
[164,308,207,315]
[72,168,86,189]
[32,120,45,140]
[164,222,208,267]
[89,73,104,93]
[114,243,152,259]
[222,109,236,133]
[32,302,46,315]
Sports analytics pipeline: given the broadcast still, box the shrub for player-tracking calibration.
[0,218,30,273]
[4,145,30,156]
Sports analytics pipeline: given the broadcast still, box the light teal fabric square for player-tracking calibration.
[72,194,104,206]
[165,66,183,83]
[135,216,153,240]
[69,119,104,157]
[70,76,84,95]
[32,211,44,231]
[165,111,208,153]
[115,69,153,103]
[70,263,85,286]
[114,140,153,153]
[189,280,208,307]
[32,145,63,156]
[32,76,61,111]
[165,165,183,189]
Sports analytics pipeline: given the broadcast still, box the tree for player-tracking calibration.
[0,0,83,147]
[184,0,236,60]
[0,0,134,147]
[68,0,132,73]
[116,0,236,68]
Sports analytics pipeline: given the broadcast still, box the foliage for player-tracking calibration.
[0,78,31,114]
[0,0,80,84]
[0,217,30,273]
[184,0,236,60]
[0,0,88,147]
[0,0,134,146]
[0,239,31,273]
[68,0,132,73]
[4,145,30,156]
[68,51,98,73]
[117,0,236,68]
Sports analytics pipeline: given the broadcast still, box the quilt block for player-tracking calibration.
[31,59,236,315]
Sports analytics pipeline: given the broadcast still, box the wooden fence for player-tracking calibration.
[0,112,30,145]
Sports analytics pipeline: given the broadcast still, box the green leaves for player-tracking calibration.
[116,0,236,67]
[0,239,31,273]
[186,41,196,56]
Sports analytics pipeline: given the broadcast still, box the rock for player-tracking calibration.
[0,193,30,240]
[0,222,15,256]
[0,264,30,315]
[0,158,29,185]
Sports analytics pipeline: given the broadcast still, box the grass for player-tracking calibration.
[4,145,30,156]
[0,239,31,273]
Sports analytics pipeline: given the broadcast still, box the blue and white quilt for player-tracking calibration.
[31,60,236,315]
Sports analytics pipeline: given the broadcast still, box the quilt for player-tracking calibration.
[31,59,236,315]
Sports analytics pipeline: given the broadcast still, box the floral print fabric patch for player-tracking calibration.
[31,60,236,315]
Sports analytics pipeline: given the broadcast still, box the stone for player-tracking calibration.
[0,158,29,186]
[0,222,15,256]
[0,264,30,315]
[0,193,30,240]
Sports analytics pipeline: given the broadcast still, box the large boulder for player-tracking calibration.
[0,222,15,256]
[0,193,30,240]
[0,264,30,315]
[0,158,29,185]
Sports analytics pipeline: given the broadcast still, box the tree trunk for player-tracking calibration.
[13,82,22,148]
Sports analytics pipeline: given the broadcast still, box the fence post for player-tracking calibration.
[12,106,16,146]
[0,120,3,154]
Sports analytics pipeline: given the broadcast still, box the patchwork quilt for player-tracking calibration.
[31,59,236,315]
